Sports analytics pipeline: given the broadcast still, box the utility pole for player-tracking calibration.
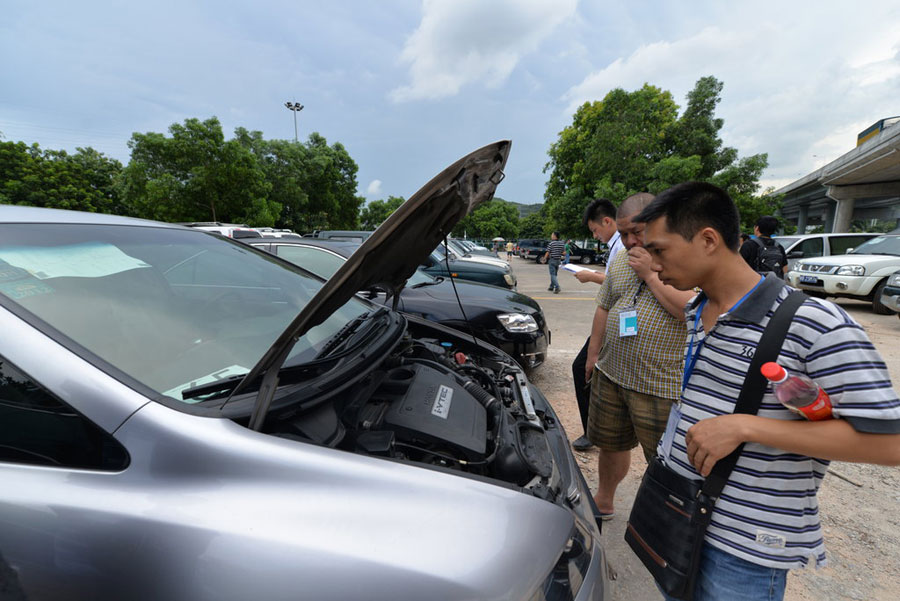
[284,101,304,142]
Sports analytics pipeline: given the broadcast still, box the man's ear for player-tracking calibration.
[697,226,722,254]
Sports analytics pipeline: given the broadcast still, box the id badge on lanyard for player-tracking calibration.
[618,281,644,338]
[619,307,638,337]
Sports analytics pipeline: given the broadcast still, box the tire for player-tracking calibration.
[871,280,892,315]
[580,255,592,264]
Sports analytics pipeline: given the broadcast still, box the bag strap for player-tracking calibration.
[700,288,808,497]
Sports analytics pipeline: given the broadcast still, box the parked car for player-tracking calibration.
[0,142,610,600]
[877,269,900,317]
[441,241,511,270]
[518,238,549,261]
[448,238,498,258]
[773,232,880,271]
[181,221,263,239]
[422,245,517,289]
[244,238,549,368]
[311,229,374,243]
[787,234,900,313]
[562,242,602,265]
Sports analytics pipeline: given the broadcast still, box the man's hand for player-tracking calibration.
[684,415,751,476]
[574,269,604,284]
[584,350,599,384]
[628,247,654,281]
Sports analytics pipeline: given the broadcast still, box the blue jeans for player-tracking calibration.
[548,260,560,290]
[659,544,787,601]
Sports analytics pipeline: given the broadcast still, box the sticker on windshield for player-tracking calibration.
[0,242,151,280]
[431,385,453,419]
[164,365,249,402]
[0,260,55,299]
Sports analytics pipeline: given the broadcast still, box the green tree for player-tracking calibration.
[452,199,519,239]
[235,129,364,231]
[120,117,278,225]
[518,209,549,238]
[543,76,770,233]
[0,141,123,213]
[360,196,405,229]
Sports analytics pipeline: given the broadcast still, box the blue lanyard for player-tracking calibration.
[681,276,765,391]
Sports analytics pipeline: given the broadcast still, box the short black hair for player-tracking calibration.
[756,215,779,236]
[582,198,616,228]
[633,182,741,251]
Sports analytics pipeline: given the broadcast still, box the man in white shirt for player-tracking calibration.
[571,198,623,451]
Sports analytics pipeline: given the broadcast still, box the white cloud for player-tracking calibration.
[560,6,900,190]
[390,0,578,102]
[366,179,383,196]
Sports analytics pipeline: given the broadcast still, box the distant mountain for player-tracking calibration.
[500,199,543,219]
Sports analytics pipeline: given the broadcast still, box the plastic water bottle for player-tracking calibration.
[760,362,833,421]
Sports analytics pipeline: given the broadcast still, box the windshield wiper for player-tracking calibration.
[317,307,388,358]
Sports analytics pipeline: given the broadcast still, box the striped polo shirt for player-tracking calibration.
[658,274,900,570]
[546,240,566,262]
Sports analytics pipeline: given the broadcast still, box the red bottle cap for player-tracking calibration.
[760,362,786,381]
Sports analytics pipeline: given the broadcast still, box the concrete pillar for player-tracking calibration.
[797,205,809,233]
[824,202,836,233]
[832,197,855,233]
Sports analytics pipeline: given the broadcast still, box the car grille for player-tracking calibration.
[799,263,837,273]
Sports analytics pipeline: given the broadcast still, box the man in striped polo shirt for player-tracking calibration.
[635,182,900,601]
[542,232,566,293]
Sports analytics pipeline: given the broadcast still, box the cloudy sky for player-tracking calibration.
[2,0,899,206]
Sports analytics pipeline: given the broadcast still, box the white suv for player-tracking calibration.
[787,235,900,313]
[774,232,880,271]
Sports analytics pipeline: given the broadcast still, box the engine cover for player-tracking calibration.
[377,364,487,460]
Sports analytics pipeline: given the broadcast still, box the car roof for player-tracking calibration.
[0,205,180,228]
[245,237,359,258]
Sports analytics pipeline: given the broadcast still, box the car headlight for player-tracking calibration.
[889,274,900,287]
[503,274,516,286]
[836,265,865,276]
[527,522,593,601]
[497,313,538,333]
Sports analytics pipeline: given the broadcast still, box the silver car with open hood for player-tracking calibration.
[0,141,611,600]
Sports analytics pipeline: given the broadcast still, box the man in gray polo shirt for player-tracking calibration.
[635,182,900,601]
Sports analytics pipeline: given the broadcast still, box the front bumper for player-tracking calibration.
[880,284,900,313]
[788,272,881,297]
[495,327,550,369]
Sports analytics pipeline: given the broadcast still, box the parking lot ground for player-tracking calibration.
[509,255,900,601]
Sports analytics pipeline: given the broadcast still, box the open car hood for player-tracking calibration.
[236,140,511,425]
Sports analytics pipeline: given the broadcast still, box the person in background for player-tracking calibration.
[740,233,750,245]
[740,215,787,278]
[506,240,514,260]
[585,193,693,519]
[570,198,621,451]
[635,181,900,601]
[543,232,566,294]
[564,239,572,264]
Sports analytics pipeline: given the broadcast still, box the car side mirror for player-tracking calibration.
[787,250,804,259]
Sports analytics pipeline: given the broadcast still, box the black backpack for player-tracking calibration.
[753,237,785,278]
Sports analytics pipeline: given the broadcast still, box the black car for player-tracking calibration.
[244,238,549,368]
[421,245,517,289]
[564,242,603,265]
[517,238,548,260]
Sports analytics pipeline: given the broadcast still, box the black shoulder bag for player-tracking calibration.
[624,289,806,601]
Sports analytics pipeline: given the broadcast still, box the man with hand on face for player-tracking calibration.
[570,198,623,451]
[635,182,900,601]
[585,193,694,518]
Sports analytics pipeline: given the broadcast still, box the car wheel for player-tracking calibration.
[871,280,892,315]
[538,255,548,264]
[580,255,591,264]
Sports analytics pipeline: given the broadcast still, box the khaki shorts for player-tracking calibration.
[586,370,674,462]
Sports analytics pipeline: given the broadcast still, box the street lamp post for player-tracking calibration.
[284,101,304,142]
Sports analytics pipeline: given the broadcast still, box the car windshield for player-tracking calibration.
[0,224,370,403]
[848,236,900,256]
[773,236,801,248]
